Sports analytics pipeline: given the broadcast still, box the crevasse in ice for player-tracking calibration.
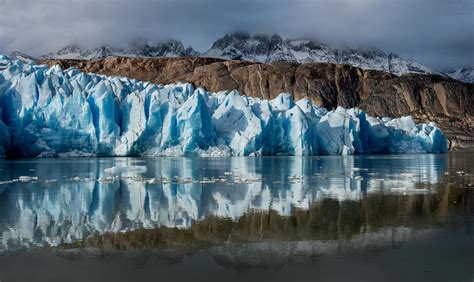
[0,55,448,157]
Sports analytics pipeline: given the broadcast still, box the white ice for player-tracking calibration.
[0,55,448,157]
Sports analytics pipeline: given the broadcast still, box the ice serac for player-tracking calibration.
[385,117,448,154]
[281,105,312,155]
[0,56,448,157]
[177,90,216,153]
[212,90,262,156]
[362,115,390,154]
[317,107,363,155]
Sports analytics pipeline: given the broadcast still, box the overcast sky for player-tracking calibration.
[0,0,473,70]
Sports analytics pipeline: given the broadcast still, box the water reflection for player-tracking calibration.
[0,154,470,253]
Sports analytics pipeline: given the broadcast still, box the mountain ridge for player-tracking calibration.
[203,33,441,77]
[446,67,474,84]
[9,32,473,83]
[39,39,199,60]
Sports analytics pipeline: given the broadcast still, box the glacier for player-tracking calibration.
[0,55,448,158]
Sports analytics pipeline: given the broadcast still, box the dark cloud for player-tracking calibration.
[1,0,473,70]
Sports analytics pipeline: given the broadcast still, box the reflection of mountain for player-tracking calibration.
[69,186,471,247]
[208,227,433,268]
[0,155,462,252]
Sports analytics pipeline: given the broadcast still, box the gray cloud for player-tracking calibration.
[1,0,473,70]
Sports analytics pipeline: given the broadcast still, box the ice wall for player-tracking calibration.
[0,56,448,157]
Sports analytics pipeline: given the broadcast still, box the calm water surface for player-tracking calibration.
[0,153,472,282]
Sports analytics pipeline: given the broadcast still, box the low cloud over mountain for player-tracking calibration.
[1,0,472,71]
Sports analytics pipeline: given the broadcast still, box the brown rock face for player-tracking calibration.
[39,57,474,150]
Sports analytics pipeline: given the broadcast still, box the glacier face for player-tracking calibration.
[0,55,448,158]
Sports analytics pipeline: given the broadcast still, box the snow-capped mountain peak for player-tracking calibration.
[130,39,199,57]
[204,32,443,76]
[446,67,474,83]
[8,51,35,63]
[86,45,117,60]
[40,40,198,60]
[12,33,473,83]
[55,43,85,55]
[41,43,90,60]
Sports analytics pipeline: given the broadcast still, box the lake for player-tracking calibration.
[0,153,472,282]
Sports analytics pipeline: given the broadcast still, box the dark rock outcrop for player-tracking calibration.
[39,57,474,150]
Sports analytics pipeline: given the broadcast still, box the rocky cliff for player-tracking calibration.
[39,57,474,150]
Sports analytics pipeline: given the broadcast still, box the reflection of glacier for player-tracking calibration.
[0,155,447,251]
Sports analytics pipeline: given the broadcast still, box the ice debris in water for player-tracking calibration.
[390,187,430,194]
[18,176,38,182]
[0,176,38,184]
[0,55,448,157]
[104,166,148,174]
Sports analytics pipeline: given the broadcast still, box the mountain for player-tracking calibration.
[40,40,198,60]
[19,33,474,83]
[127,39,199,57]
[446,67,474,84]
[203,33,442,76]
[40,44,125,60]
[9,51,35,63]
